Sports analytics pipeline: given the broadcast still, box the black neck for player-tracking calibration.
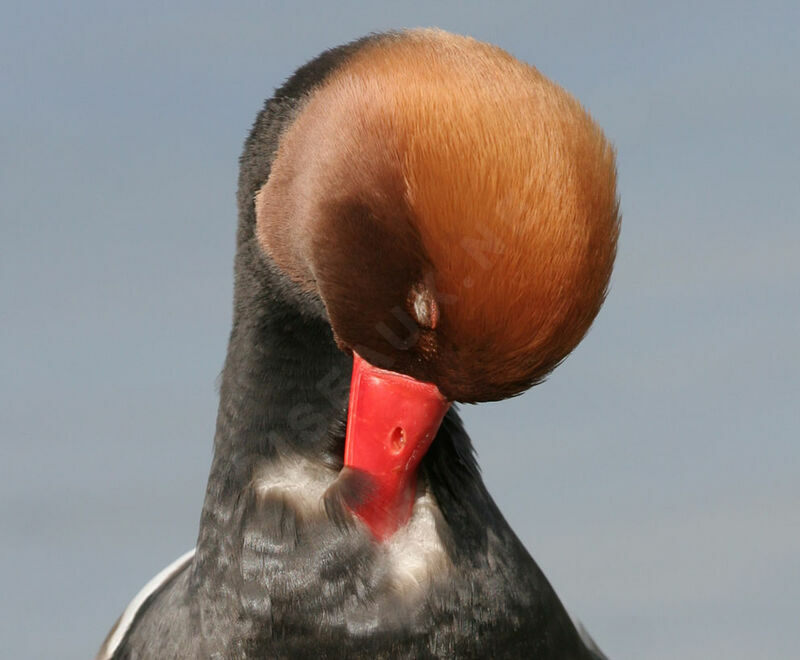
[210,238,351,484]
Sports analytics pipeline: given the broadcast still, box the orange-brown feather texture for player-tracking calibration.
[256,29,620,401]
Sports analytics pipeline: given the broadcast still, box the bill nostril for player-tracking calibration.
[389,426,406,453]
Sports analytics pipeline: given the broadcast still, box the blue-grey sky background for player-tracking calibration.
[2,2,798,658]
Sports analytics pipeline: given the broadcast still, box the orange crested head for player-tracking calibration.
[255,29,620,402]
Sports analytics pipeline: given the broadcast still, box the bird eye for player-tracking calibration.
[409,284,439,330]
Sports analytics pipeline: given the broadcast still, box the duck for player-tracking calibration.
[97,28,619,659]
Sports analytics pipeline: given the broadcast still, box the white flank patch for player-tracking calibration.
[96,548,195,660]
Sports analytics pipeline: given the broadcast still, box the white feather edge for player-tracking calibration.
[97,548,196,660]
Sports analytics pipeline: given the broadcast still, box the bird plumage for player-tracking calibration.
[98,30,615,659]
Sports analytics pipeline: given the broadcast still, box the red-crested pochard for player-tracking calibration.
[98,29,619,659]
